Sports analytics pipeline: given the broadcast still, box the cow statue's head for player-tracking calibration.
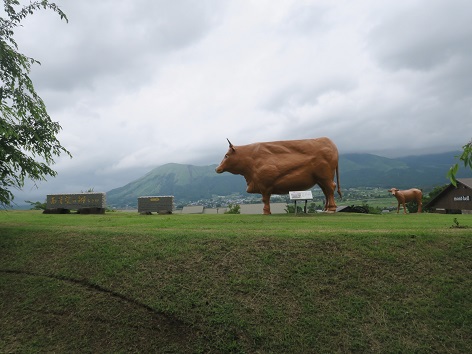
[388,188,399,195]
[215,138,237,174]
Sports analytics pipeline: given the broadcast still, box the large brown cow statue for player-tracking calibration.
[388,188,423,214]
[215,137,342,214]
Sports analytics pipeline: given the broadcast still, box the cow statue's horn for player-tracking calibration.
[226,138,235,152]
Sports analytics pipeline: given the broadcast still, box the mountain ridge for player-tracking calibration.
[106,151,472,207]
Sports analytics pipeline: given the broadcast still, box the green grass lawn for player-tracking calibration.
[1,211,471,353]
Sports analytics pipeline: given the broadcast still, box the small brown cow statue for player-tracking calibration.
[215,137,342,215]
[388,188,423,214]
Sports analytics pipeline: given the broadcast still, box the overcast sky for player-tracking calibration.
[8,0,472,203]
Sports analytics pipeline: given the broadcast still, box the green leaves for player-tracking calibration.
[447,163,459,186]
[0,0,70,207]
[447,140,472,186]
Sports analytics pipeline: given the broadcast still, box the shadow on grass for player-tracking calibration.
[0,269,203,353]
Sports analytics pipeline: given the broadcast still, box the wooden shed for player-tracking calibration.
[425,178,472,214]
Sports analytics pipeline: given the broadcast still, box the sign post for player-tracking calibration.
[45,193,106,214]
[289,190,314,214]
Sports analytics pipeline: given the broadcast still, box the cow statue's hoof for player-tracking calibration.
[325,206,337,213]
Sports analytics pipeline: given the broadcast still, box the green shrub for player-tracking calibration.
[225,203,240,214]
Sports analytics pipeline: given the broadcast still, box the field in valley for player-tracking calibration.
[1,211,471,353]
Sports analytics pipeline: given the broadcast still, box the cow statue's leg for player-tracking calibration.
[417,199,422,213]
[319,180,337,212]
[319,185,328,211]
[262,193,271,215]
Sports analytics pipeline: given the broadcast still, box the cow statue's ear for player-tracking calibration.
[226,138,236,151]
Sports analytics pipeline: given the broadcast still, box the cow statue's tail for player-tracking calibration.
[336,164,342,198]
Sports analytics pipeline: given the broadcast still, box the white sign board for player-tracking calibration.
[453,195,470,202]
[289,190,313,200]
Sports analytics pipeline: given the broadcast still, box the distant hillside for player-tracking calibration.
[107,152,472,207]
[107,163,247,207]
[337,151,471,188]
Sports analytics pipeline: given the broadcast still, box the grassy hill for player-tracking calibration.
[107,152,472,207]
[1,211,471,353]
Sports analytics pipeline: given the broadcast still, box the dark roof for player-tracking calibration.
[337,205,369,213]
[425,178,472,208]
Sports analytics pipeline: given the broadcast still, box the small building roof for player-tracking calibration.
[203,208,227,214]
[181,205,205,214]
[459,178,472,189]
[240,203,287,214]
[425,178,472,210]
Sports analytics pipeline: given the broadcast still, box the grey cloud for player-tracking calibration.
[368,0,472,71]
[27,0,226,93]
[127,0,225,50]
[423,56,472,101]
[263,78,358,114]
[279,3,331,36]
